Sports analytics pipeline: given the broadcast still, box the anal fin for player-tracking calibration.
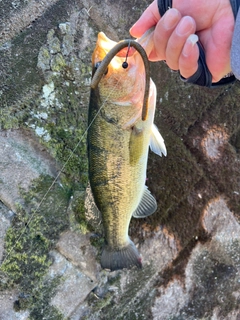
[132,186,157,218]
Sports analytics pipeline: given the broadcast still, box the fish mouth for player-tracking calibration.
[92,32,139,71]
[92,32,120,67]
[92,28,154,63]
[91,32,152,121]
[94,32,117,57]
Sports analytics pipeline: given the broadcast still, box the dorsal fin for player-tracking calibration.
[133,186,157,218]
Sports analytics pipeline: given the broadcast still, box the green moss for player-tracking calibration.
[108,272,121,285]
[0,175,70,318]
[51,53,66,72]
[0,20,91,318]
[1,22,90,189]
[89,235,105,250]
[0,107,19,129]
[47,30,61,54]
[28,276,65,320]
[41,94,88,187]
[86,266,156,320]
[91,292,113,312]
[41,47,51,60]
[0,92,40,130]
[13,276,64,319]
[0,103,26,130]
[69,190,91,234]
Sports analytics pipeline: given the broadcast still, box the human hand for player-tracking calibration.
[130,0,234,83]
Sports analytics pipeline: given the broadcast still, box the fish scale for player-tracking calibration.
[88,30,167,270]
[88,101,143,249]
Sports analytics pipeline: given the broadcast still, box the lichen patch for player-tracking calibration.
[201,126,229,161]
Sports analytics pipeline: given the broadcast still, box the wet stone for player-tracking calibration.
[0,290,30,320]
[56,230,99,281]
[37,46,51,72]
[49,250,97,318]
[47,29,61,54]
[0,129,56,211]
[151,197,240,320]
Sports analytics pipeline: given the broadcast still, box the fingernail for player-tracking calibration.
[162,8,180,30]
[176,16,195,36]
[182,34,198,57]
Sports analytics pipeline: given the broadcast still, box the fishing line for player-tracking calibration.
[122,41,131,69]
[1,74,122,267]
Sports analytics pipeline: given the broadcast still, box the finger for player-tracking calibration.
[165,16,196,70]
[178,34,199,79]
[149,8,182,61]
[130,0,160,38]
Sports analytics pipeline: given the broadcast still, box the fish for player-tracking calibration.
[87,30,167,271]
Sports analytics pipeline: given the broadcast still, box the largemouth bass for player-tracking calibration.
[87,30,166,271]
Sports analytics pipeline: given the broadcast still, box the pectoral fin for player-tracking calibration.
[133,186,157,218]
[150,124,167,157]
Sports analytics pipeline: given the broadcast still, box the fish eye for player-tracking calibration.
[95,61,108,75]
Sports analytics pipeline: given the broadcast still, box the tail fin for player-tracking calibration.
[101,239,142,271]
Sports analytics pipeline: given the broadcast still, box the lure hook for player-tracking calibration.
[91,39,150,121]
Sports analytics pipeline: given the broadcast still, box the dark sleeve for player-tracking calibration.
[230,1,240,79]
